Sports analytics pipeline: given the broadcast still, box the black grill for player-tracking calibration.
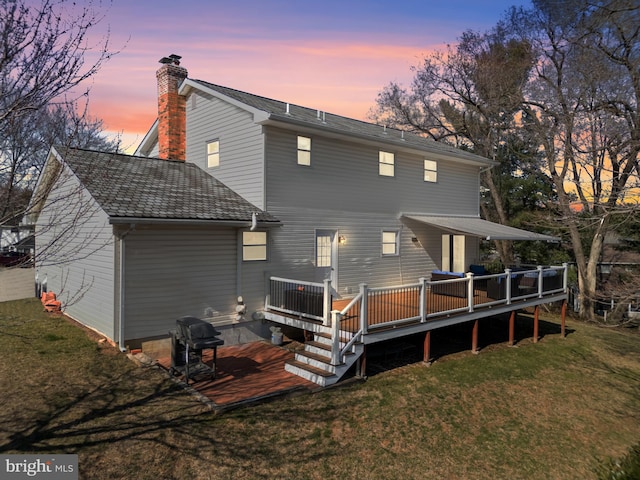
[170,316,224,383]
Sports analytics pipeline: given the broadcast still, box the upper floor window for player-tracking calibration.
[379,151,395,177]
[242,231,267,261]
[424,159,437,182]
[207,140,220,168]
[297,136,311,166]
[382,230,399,256]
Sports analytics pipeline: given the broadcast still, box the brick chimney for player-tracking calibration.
[156,54,187,161]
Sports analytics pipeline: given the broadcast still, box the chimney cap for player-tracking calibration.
[159,54,182,65]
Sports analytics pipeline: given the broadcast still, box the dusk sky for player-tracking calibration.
[81,0,532,151]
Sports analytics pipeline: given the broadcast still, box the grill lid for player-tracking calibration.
[176,316,221,341]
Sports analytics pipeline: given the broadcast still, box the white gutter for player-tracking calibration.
[108,217,280,227]
[117,225,135,352]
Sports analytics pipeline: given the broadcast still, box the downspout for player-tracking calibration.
[236,213,257,303]
[117,225,135,352]
[119,234,126,351]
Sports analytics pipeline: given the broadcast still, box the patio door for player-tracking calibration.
[442,234,465,273]
[315,230,338,287]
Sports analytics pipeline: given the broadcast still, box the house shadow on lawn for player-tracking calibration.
[364,311,571,376]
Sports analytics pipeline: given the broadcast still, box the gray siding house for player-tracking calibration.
[31,56,557,355]
[136,62,497,302]
[30,147,279,348]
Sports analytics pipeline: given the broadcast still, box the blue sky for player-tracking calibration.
[81,0,532,149]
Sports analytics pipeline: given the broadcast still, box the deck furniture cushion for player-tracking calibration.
[469,264,487,275]
[468,264,488,290]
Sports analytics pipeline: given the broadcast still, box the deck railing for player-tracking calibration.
[266,276,332,324]
[267,265,568,364]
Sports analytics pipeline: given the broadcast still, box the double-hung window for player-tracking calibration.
[297,136,311,166]
[207,140,220,168]
[382,230,399,256]
[424,159,437,182]
[379,151,395,177]
[242,231,267,261]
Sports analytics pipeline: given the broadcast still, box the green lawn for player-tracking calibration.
[1,298,639,479]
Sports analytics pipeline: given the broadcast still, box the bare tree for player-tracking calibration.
[510,0,640,321]
[0,0,117,238]
[373,0,640,321]
[370,29,540,266]
[0,101,119,223]
[0,0,118,304]
[0,0,112,126]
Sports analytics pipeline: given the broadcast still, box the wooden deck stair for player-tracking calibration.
[285,329,363,387]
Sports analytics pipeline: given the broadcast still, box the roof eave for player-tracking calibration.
[181,79,270,123]
[259,116,496,168]
[182,80,495,167]
[134,119,159,156]
[108,217,281,227]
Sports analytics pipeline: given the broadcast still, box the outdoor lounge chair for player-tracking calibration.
[486,274,521,300]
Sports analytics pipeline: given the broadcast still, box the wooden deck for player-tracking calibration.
[156,341,316,409]
[268,267,567,340]
[330,287,550,337]
[264,268,568,385]
[333,288,493,329]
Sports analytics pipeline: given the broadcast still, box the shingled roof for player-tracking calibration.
[188,79,495,167]
[52,146,279,225]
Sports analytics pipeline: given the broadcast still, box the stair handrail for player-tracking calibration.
[329,291,365,365]
[340,328,364,362]
[339,291,363,317]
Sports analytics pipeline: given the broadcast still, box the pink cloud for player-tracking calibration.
[89,35,430,142]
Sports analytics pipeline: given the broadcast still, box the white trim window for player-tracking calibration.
[207,139,220,168]
[297,135,311,166]
[382,230,399,256]
[379,151,395,177]
[242,231,267,261]
[424,159,437,182]
[316,233,332,267]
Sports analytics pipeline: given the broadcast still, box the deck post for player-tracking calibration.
[533,305,539,343]
[357,345,367,378]
[360,283,369,335]
[472,319,479,354]
[323,278,332,326]
[537,265,544,297]
[419,277,427,323]
[330,310,341,365]
[508,310,516,346]
[466,272,474,312]
[561,299,567,338]
[264,272,272,310]
[505,269,512,305]
[424,330,431,364]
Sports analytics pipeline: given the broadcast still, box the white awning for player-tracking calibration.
[401,215,559,242]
